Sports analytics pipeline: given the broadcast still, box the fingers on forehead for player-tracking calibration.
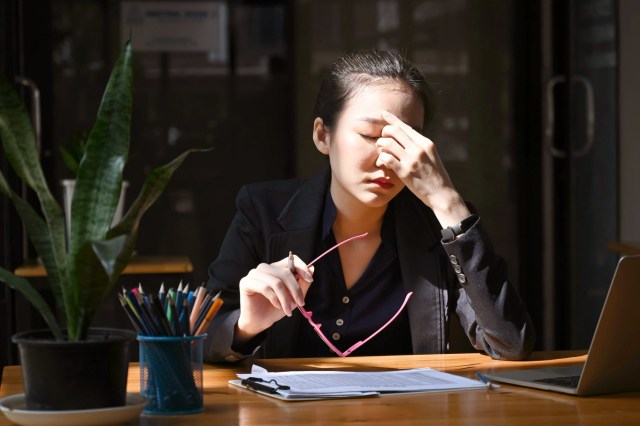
[381,123,410,143]
[382,111,421,135]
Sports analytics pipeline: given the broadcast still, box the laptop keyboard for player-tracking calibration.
[533,375,580,388]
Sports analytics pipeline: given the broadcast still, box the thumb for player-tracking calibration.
[299,265,315,298]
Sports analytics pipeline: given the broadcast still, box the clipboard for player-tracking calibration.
[231,366,487,402]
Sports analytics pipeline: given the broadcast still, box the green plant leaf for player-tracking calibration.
[105,148,210,290]
[0,267,63,340]
[69,148,208,338]
[0,168,10,195]
[0,107,68,327]
[0,75,49,193]
[69,41,132,254]
[111,149,209,237]
[58,145,79,176]
[66,41,133,339]
[92,235,127,278]
[0,168,66,312]
[112,148,210,236]
[0,79,67,266]
[58,129,88,177]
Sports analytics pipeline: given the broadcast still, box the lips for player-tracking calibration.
[371,178,393,189]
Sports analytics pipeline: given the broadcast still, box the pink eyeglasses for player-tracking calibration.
[291,233,413,357]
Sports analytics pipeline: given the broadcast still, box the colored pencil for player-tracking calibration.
[118,283,223,337]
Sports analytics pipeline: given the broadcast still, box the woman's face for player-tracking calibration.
[316,81,424,210]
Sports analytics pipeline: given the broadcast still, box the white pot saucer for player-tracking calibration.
[0,393,147,426]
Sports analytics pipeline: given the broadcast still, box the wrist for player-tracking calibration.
[425,190,471,227]
[441,214,479,243]
[235,316,266,344]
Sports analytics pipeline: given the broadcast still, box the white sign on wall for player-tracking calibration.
[121,1,227,59]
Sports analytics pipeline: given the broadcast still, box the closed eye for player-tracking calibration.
[359,134,378,142]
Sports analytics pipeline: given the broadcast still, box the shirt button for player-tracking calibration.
[453,264,462,274]
[336,319,344,326]
[449,255,458,265]
[342,296,350,304]
[457,273,466,284]
[332,333,341,341]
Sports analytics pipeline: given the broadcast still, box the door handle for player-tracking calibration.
[544,75,567,158]
[13,76,42,262]
[14,76,42,155]
[544,74,596,158]
[572,75,595,157]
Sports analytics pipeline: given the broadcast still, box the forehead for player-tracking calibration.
[339,81,424,130]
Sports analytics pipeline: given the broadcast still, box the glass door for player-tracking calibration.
[542,0,619,349]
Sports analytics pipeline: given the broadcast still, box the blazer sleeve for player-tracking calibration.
[203,185,267,363]
[441,216,535,360]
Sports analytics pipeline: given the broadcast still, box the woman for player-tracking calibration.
[205,50,534,362]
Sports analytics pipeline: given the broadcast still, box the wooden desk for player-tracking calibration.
[608,241,640,256]
[2,351,639,425]
[13,255,193,277]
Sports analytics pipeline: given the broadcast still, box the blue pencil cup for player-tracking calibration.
[138,334,206,415]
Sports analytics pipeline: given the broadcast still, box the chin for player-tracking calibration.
[357,191,397,208]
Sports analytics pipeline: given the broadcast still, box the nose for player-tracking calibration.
[372,141,387,168]
[372,152,384,170]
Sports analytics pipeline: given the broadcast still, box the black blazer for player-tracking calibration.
[205,168,534,362]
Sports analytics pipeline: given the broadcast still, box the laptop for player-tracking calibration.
[483,255,640,396]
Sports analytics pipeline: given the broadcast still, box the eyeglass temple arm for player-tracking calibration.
[342,291,414,357]
[293,232,369,280]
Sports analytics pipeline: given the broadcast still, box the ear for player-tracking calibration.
[312,117,330,155]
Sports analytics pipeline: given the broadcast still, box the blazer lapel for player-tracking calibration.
[263,168,330,357]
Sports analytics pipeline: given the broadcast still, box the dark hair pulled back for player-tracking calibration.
[313,50,435,131]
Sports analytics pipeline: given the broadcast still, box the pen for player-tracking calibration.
[165,288,176,320]
[194,296,224,336]
[158,282,166,305]
[150,294,174,336]
[180,283,189,316]
[288,251,295,275]
[117,293,144,333]
[175,281,184,315]
[190,286,206,331]
[168,296,181,336]
[476,371,499,389]
[131,288,160,335]
[187,288,196,309]
[193,293,213,330]
[179,297,191,335]
[241,377,290,394]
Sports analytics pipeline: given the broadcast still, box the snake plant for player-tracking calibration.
[0,41,203,341]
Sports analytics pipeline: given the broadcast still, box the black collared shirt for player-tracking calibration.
[293,191,413,357]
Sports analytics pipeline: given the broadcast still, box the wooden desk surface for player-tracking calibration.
[13,255,193,277]
[2,351,639,425]
[608,241,640,255]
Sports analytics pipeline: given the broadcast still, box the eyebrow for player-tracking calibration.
[356,116,386,125]
[356,116,423,133]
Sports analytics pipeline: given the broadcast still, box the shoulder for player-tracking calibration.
[236,167,330,211]
[241,177,307,196]
[237,177,308,207]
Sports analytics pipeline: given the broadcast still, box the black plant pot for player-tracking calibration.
[12,328,136,411]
